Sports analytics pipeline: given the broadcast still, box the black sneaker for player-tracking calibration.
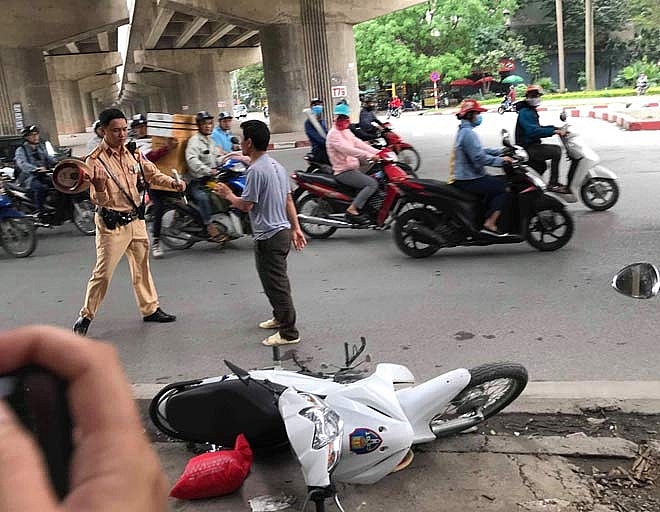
[73,316,91,336]
[345,212,370,225]
[143,307,177,323]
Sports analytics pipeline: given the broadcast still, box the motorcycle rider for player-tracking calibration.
[326,102,381,225]
[303,97,329,164]
[86,120,104,153]
[211,111,237,153]
[358,96,386,140]
[636,73,648,95]
[14,125,58,214]
[184,111,229,243]
[515,85,568,194]
[449,99,513,236]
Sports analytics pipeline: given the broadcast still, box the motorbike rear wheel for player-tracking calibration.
[580,177,619,211]
[160,206,196,249]
[526,205,573,251]
[430,362,528,437]
[72,199,96,235]
[392,207,440,258]
[0,217,37,258]
[396,148,421,174]
[296,194,337,239]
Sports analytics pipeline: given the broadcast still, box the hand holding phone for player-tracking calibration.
[0,326,168,510]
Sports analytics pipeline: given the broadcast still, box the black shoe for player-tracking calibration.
[73,316,91,336]
[143,307,176,323]
[345,211,370,225]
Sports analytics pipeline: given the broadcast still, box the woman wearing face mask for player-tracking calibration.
[514,85,568,193]
[326,102,381,225]
[449,99,513,236]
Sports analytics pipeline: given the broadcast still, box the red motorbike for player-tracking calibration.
[291,148,411,239]
[351,122,420,175]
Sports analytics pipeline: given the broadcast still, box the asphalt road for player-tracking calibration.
[2,112,659,385]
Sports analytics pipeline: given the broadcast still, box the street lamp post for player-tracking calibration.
[585,0,596,90]
[555,0,566,91]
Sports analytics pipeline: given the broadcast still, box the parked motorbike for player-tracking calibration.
[159,159,250,250]
[0,176,37,258]
[3,169,95,235]
[390,130,574,258]
[497,98,517,114]
[546,110,618,211]
[292,148,412,239]
[150,337,528,511]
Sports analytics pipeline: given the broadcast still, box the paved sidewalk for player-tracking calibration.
[137,382,660,511]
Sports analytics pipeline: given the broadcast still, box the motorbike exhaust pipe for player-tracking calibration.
[431,411,485,437]
[407,224,444,245]
[298,214,353,228]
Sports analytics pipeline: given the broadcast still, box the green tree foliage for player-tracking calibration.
[617,57,660,86]
[354,0,518,85]
[235,64,266,106]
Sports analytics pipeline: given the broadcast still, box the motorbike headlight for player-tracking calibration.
[232,163,247,173]
[299,394,343,472]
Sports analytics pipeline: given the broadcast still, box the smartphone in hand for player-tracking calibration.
[0,366,72,499]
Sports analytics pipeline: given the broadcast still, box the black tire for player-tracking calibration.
[296,194,337,239]
[498,106,505,115]
[0,218,37,258]
[525,204,573,251]
[160,206,196,250]
[392,207,440,258]
[397,148,421,174]
[430,362,528,437]
[580,177,619,211]
[72,199,96,235]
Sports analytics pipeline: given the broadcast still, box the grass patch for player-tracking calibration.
[478,86,660,105]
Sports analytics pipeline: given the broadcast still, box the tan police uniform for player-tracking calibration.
[79,140,179,320]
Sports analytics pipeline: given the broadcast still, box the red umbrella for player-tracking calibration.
[450,78,475,86]
[474,76,494,86]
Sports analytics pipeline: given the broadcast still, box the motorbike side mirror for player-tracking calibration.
[501,129,512,147]
[230,136,239,144]
[612,263,660,299]
[559,110,567,122]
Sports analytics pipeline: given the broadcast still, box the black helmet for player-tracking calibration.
[218,111,233,120]
[195,110,214,124]
[21,125,39,137]
[130,113,147,128]
[310,97,323,106]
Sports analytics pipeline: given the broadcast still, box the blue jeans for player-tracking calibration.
[188,181,212,225]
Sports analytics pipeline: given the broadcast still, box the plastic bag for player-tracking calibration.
[170,433,253,500]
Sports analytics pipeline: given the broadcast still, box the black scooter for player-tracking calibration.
[498,98,517,114]
[390,130,574,258]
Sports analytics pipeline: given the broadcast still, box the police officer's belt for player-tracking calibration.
[97,207,139,229]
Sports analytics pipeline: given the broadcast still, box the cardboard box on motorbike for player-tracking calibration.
[147,113,197,191]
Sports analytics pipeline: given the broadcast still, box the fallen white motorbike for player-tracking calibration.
[150,339,528,511]
[543,110,619,211]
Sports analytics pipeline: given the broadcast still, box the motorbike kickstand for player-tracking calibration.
[300,487,345,512]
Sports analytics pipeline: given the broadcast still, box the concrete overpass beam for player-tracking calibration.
[45,52,123,82]
[0,48,58,139]
[79,74,119,126]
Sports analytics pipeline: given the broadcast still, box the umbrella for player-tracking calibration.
[502,74,524,85]
[450,78,475,86]
[474,76,494,86]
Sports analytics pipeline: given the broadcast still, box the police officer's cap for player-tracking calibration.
[218,111,233,120]
[195,111,214,124]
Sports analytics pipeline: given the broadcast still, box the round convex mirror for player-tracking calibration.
[612,262,660,299]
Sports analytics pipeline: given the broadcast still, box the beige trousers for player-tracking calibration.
[79,214,159,319]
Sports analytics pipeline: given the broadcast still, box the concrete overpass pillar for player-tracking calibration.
[80,91,95,127]
[0,48,58,140]
[49,79,86,134]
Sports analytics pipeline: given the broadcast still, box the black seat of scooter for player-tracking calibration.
[295,172,339,187]
[406,178,480,202]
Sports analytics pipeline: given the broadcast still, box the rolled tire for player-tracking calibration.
[160,206,196,250]
[397,148,421,174]
[526,204,574,251]
[0,218,37,258]
[296,194,337,239]
[580,177,619,211]
[430,362,528,437]
[72,199,96,235]
[392,207,440,258]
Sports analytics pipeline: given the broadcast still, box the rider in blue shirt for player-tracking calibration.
[211,111,236,153]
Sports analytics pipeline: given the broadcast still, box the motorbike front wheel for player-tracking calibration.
[526,205,574,251]
[396,148,421,174]
[160,206,196,249]
[0,218,37,258]
[296,195,337,239]
[392,207,440,258]
[498,106,505,114]
[72,199,96,235]
[430,362,528,437]
[580,177,619,211]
